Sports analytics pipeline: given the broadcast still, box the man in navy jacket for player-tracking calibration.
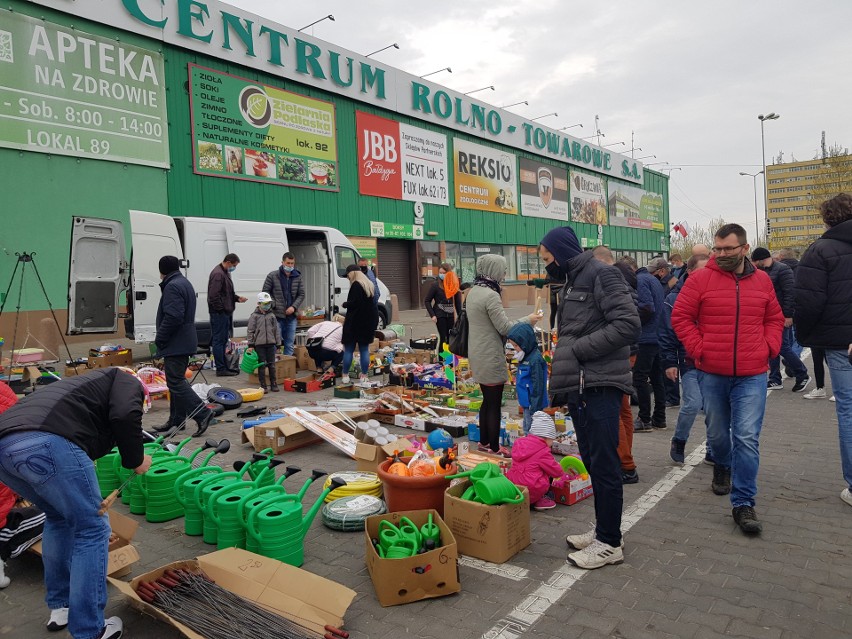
[633,257,669,432]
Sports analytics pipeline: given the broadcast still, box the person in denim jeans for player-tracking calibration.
[794,193,852,507]
[672,224,784,535]
[660,254,711,464]
[0,369,151,639]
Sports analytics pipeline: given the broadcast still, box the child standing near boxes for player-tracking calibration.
[507,323,548,433]
[507,412,564,510]
[247,293,282,392]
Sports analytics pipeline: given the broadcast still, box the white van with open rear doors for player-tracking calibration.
[67,210,392,344]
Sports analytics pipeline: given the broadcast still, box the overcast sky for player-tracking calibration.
[228,0,851,241]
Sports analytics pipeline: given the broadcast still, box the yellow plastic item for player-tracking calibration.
[238,388,265,402]
[322,471,383,502]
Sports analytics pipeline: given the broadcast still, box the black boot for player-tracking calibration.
[712,465,732,495]
[257,367,268,392]
[192,410,214,438]
[670,438,686,464]
[732,506,762,534]
[268,368,279,392]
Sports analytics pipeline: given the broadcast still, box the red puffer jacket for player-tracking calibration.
[671,257,784,377]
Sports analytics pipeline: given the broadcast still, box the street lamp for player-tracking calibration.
[420,67,451,78]
[758,112,780,238]
[740,170,765,241]
[559,123,583,131]
[530,112,558,121]
[365,43,399,57]
[500,101,529,109]
[636,154,656,160]
[298,14,334,31]
[603,141,625,148]
[581,133,604,140]
[661,167,682,175]
[646,161,669,167]
[464,85,494,95]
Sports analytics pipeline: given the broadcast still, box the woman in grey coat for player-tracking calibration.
[466,254,540,454]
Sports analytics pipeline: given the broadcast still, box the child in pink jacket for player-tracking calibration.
[507,412,564,510]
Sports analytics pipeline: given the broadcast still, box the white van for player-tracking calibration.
[67,210,392,344]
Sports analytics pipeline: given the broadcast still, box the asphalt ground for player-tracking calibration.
[1,303,850,639]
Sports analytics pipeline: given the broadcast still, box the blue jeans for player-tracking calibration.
[278,316,297,356]
[673,369,707,443]
[522,407,532,434]
[697,371,767,508]
[825,349,852,490]
[566,387,624,547]
[210,312,233,372]
[342,342,371,376]
[790,326,803,358]
[769,327,808,385]
[0,432,110,639]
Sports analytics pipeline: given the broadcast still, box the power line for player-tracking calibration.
[671,180,717,220]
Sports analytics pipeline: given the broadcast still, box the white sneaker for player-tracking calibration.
[803,387,826,399]
[341,375,351,385]
[46,608,69,632]
[566,527,624,550]
[567,539,624,569]
[0,560,9,589]
[100,616,123,639]
[830,395,836,402]
[358,374,372,387]
[841,488,852,508]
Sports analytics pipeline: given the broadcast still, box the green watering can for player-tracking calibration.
[141,439,231,523]
[376,514,442,558]
[118,438,193,513]
[246,476,346,567]
[445,462,503,483]
[240,349,268,374]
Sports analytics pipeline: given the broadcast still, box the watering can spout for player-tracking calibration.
[301,476,345,535]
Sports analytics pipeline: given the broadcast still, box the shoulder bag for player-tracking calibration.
[447,302,469,357]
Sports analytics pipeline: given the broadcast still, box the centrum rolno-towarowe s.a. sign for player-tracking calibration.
[25,0,644,183]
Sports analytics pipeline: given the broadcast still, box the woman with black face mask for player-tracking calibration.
[424,263,462,352]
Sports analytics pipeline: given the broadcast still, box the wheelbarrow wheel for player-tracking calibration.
[207,387,243,410]
[205,402,226,417]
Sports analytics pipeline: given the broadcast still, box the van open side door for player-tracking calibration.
[67,217,127,334]
[128,210,184,343]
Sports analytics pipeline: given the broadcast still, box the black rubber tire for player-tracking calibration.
[207,387,243,410]
[205,402,225,417]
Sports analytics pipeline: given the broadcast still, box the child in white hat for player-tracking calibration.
[506,412,565,510]
[246,292,282,392]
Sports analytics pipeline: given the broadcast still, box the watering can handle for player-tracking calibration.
[173,466,219,507]
[238,487,291,521]
[504,485,525,504]
[208,482,249,526]
[245,501,263,543]
[173,436,192,455]
[193,472,238,513]
[444,469,474,480]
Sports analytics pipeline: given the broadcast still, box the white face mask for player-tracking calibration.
[515,349,525,362]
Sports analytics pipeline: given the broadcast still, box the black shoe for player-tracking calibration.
[652,421,668,430]
[152,422,177,433]
[192,410,214,437]
[622,469,639,484]
[670,438,686,464]
[712,465,732,495]
[634,417,653,433]
[665,402,680,409]
[732,506,762,535]
[216,370,239,377]
[791,376,811,393]
[270,383,280,392]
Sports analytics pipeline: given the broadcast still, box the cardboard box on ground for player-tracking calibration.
[109,548,356,639]
[31,511,139,578]
[443,481,530,564]
[243,411,371,456]
[364,509,460,607]
[88,349,133,369]
[247,355,297,385]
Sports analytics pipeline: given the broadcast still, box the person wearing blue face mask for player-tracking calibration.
[208,253,248,377]
[263,252,306,356]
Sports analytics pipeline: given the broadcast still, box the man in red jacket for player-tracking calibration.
[672,224,784,534]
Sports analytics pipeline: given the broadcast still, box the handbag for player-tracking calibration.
[447,303,469,357]
[306,336,324,349]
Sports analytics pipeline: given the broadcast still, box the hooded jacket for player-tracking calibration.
[541,227,640,398]
[262,267,306,320]
[247,307,282,346]
[760,260,795,318]
[635,267,666,345]
[0,368,144,469]
[794,218,852,349]
[671,256,784,376]
[466,254,528,385]
[506,435,564,503]
[507,323,548,413]
[155,271,198,357]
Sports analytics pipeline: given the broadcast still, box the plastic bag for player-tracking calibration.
[192,382,220,400]
[407,450,437,477]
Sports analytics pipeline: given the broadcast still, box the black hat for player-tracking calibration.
[345,264,360,275]
[751,247,771,261]
[159,255,180,275]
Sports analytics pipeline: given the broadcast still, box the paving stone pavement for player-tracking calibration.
[1,305,850,638]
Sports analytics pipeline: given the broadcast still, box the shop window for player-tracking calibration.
[419,241,441,282]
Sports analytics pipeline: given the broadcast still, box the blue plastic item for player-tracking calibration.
[468,423,480,443]
[427,428,453,451]
[242,415,283,429]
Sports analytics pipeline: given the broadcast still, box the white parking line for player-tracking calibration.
[459,556,529,581]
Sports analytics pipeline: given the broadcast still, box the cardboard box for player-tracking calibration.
[393,408,470,437]
[552,476,593,505]
[283,373,335,393]
[355,440,405,472]
[242,416,323,454]
[333,384,362,399]
[443,481,530,563]
[365,510,460,606]
[247,355,297,386]
[369,339,380,353]
[88,348,133,369]
[32,510,140,577]
[293,345,313,371]
[109,548,356,639]
[64,363,89,377]
[393,351,433,365]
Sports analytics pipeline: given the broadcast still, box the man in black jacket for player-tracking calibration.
[0,368,151,639]
[207,253,247,376]
[156,256,213,437]
[751,247,810,392]
[794,193,852,508]
[540,227,640,570]
[263,252,306,356]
